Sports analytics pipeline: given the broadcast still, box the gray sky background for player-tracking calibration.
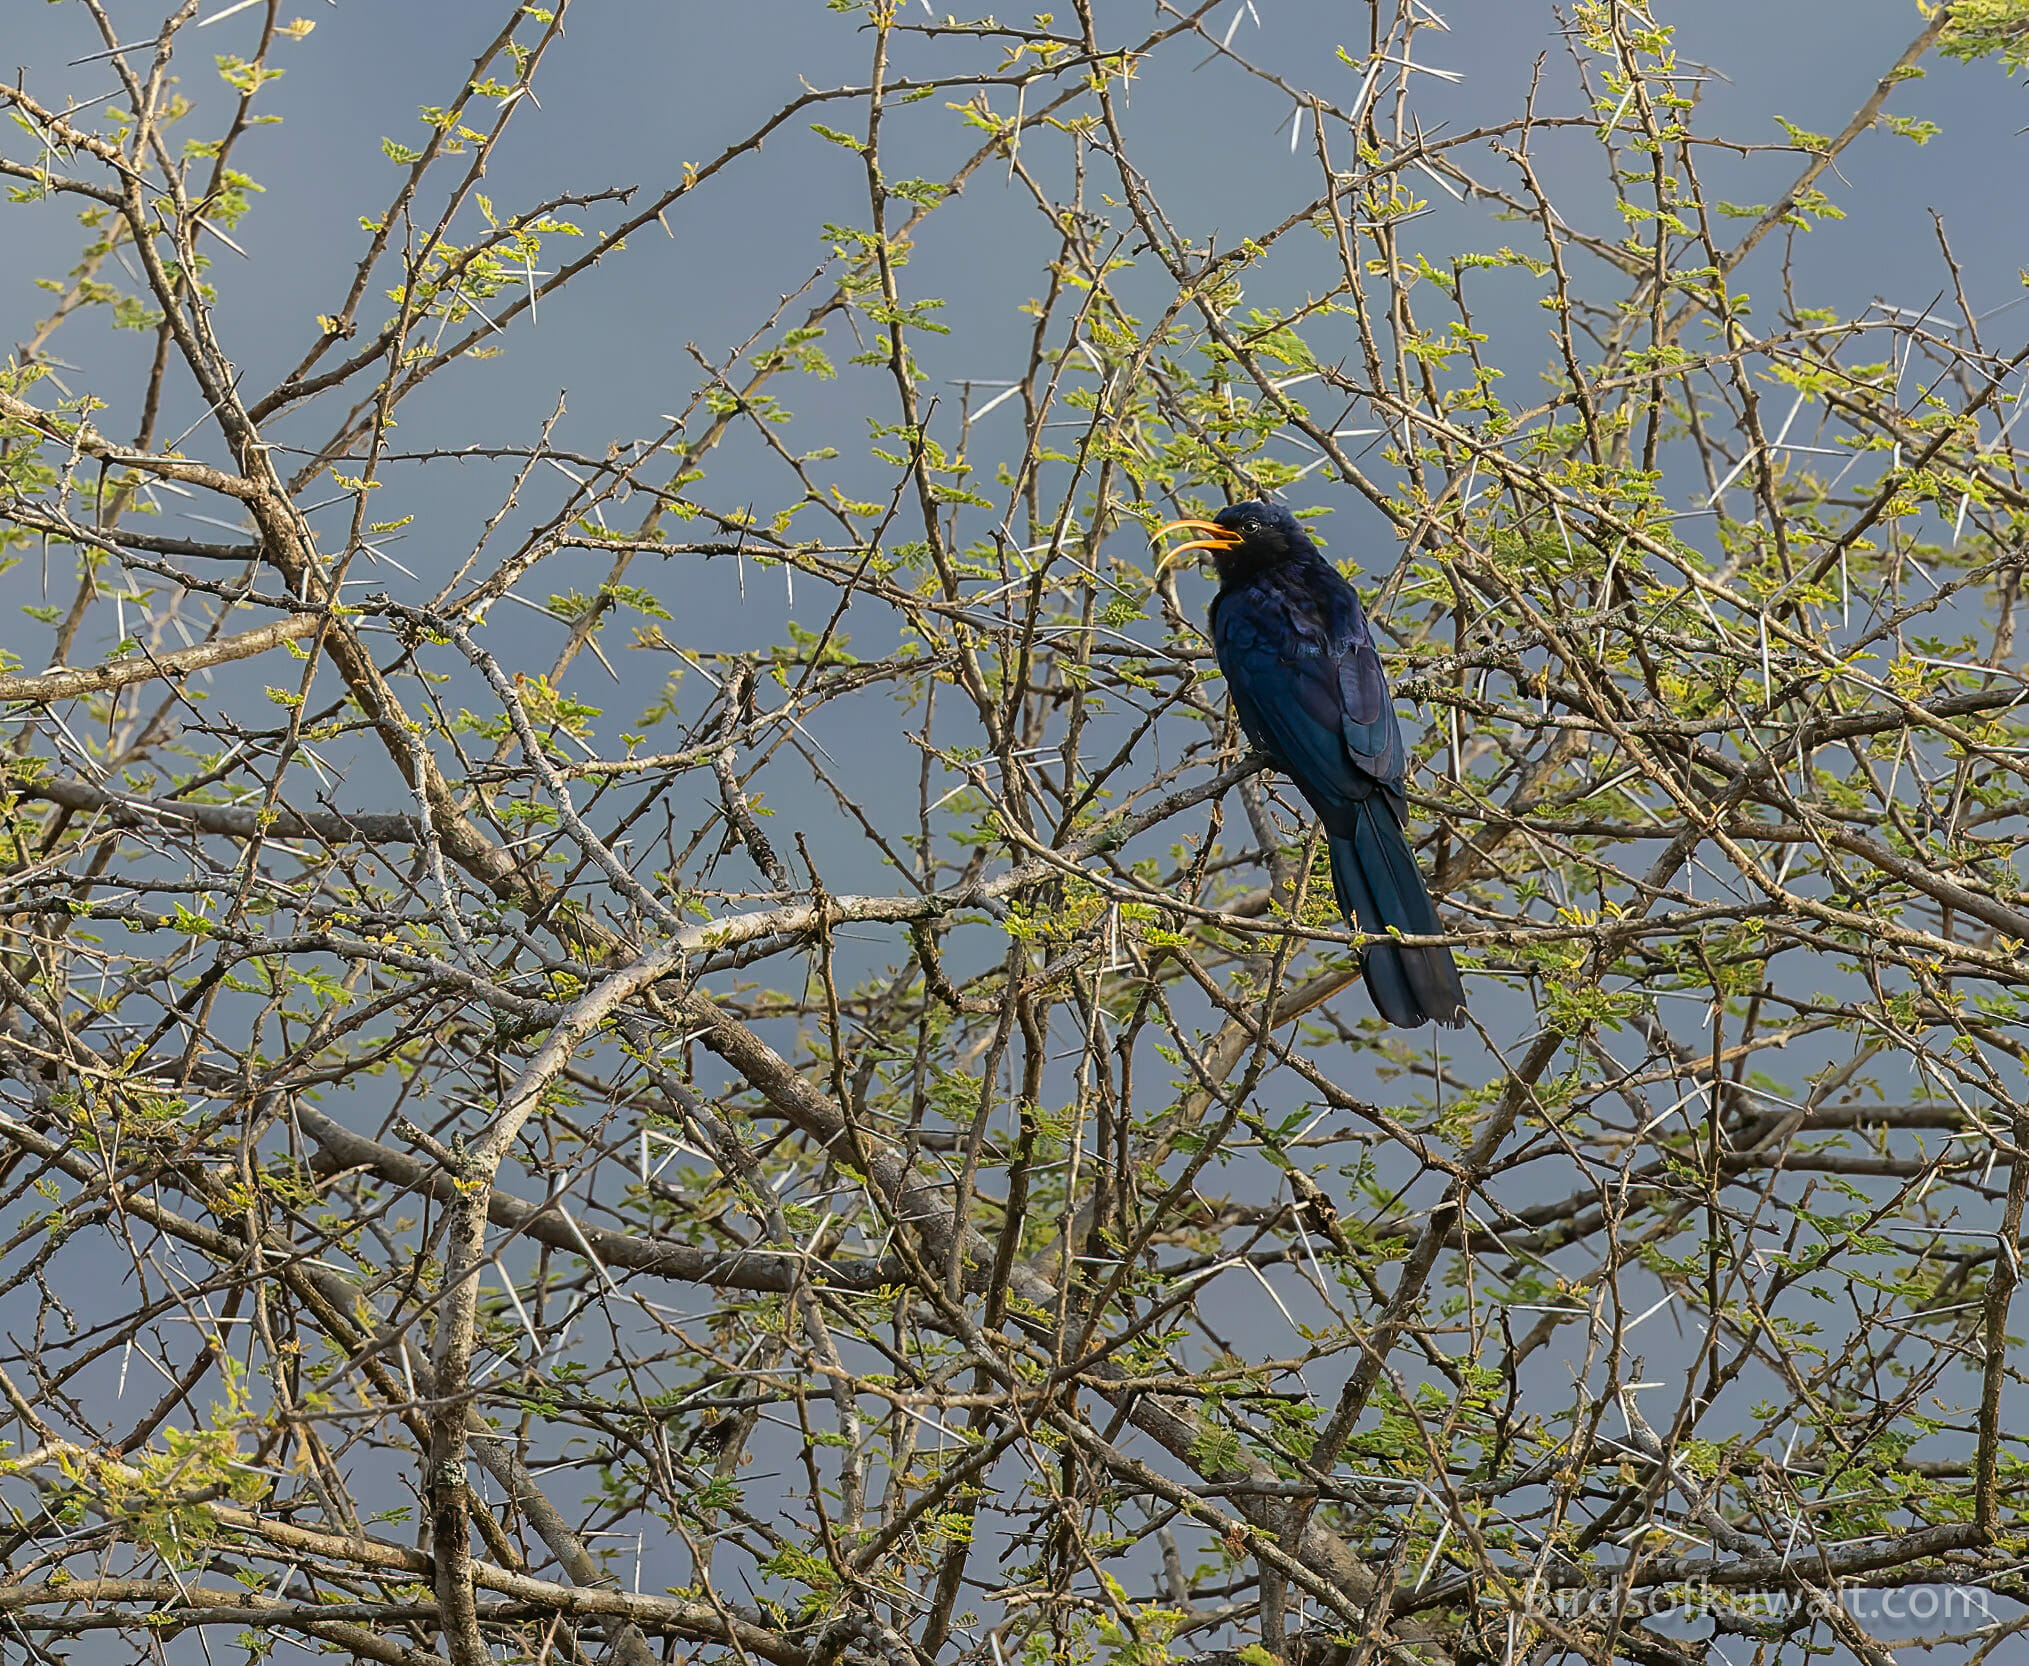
[2,6,2024,1650]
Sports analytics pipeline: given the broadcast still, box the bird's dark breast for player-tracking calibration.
[1207,583,1295,760]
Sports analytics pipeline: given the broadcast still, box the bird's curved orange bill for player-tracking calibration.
[1152,517,1239,570]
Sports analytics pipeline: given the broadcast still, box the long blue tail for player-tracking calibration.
[1326,798,1467,1029]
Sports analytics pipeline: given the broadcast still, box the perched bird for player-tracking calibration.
[1156,500,1466,1029]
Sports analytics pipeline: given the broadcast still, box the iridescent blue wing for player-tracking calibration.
[1209,564,1404,826]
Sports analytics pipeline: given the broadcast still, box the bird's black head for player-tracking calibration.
[1157,499,1318,584]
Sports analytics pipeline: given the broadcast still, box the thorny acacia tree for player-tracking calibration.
[1,1,2028,1662]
